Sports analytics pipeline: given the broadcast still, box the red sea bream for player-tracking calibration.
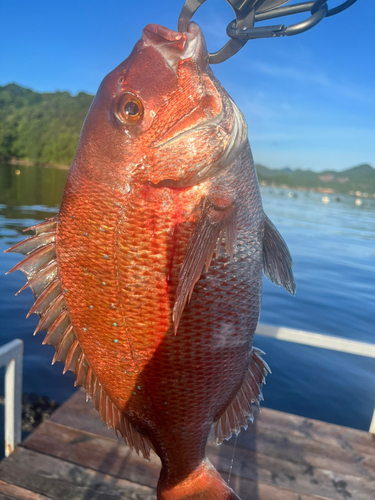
[7,22,295,500]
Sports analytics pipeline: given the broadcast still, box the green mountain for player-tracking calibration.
[255,163,375,195]
[0,83,93,166]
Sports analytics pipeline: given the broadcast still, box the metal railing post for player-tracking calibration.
[0,339,23,456]
[369,409,375,435]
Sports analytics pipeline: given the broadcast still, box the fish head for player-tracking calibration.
[72,22,246,189]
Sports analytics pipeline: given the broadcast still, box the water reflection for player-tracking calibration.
[0,163,67,234]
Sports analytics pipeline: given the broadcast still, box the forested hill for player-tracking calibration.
[0,83,93,166]
[256,163,375,195]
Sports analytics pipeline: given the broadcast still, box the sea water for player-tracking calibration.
[0,164,374,456]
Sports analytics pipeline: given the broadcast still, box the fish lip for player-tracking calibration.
[143,24,185,43]
[142,22,207,72]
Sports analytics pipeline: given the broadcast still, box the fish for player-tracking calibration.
[6,22,295,500]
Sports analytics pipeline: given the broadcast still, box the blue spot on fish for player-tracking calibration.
[114,339,118,343]
[104,254,108,259]
[113,323,117,327]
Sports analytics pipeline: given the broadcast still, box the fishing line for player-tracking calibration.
[227,434,238,486]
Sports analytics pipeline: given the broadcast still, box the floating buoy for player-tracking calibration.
[355,198,363,206]
[15,169,20,176]
[322,196,330,203]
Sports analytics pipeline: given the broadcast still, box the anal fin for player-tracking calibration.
[263,214,296,295]
[210,348,271,444]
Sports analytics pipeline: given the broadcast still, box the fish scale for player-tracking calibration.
[6,22,295,500]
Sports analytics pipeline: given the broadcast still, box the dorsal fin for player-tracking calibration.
[263,214,296,295]
[210,348,271,444]
[6,217,154,460]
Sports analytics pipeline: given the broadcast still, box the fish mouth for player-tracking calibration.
[142,23,211,150]
[142,23,248,189]
[142,22,208,72]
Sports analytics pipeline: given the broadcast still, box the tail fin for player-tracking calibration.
[158,459,241,500]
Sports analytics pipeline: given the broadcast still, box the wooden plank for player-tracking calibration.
[253,407,375,457]
[211,441,375,500]
[0,480,50,500]
[55,389,375,457]
[26,419,375,484]
[0,447,156,500]
[0,445,331,500]
[220,472,334,500]
[23,420,375,500]
[23,420,160,489]
[234,424,375,479]
[50,389,115,440]
[50,389,375,478]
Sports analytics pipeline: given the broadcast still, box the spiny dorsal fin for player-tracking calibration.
[210,348,271,444]
[263,214,296,295]
[173,199,237,332]
[6,216,154,461]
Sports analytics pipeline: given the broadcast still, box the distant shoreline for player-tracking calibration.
[260,181,339,195]
[7,158,70,170]
[259,181,375,198]
[3,159,375,199]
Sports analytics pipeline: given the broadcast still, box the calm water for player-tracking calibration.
[0,163,374,449]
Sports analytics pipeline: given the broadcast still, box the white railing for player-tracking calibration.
[0,339,23,457]
[255,324,375,433]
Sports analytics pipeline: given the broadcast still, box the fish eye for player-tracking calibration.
[115,93,143,125]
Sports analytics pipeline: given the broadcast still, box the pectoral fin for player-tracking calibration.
[173,200,237,333]
[263,214,296,295]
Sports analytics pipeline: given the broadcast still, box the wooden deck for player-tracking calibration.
[0,388,374,500]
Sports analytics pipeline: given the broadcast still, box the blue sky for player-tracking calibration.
[0,0,373,171]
